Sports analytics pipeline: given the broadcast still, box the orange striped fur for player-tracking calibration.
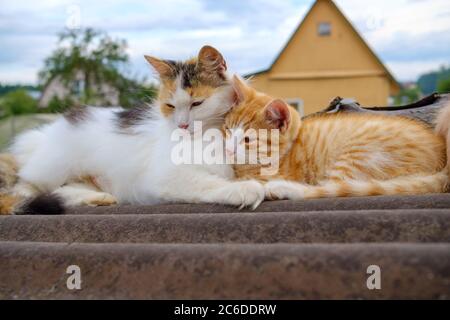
[0,153,20,215]
[0,193,20,215]
[435,100,450,179]
[225,76,449,200]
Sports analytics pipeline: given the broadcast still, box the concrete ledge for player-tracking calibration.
[1,209,450,243]
[0,242,449,299]
[65,194,450,215]
[2,194,449,299]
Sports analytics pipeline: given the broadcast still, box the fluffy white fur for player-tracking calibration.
[11,78,264,209]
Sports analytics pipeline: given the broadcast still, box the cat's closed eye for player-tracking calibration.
[191,100,204,108]
[166,103,175,109]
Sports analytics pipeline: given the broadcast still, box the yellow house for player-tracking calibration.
[246,0,400,115]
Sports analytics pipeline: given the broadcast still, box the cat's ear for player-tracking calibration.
[197,45,227,75]
[264,99,291,133]
[231,75,249,106]
[144,55,174,78]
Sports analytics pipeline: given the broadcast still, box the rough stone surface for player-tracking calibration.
[65,193,450,215]
[1,209,450,244]
[1,193,450,299]
[0,242,449,300]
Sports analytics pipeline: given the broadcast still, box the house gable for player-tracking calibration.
[249,0,399,93]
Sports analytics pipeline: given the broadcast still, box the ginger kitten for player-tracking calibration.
[224,76,450,200]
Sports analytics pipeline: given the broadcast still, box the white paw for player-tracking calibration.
[264,180,305,200]
[83,193,118,207]
[223,180,265,210]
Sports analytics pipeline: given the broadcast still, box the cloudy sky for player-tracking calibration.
[0,0,449,84]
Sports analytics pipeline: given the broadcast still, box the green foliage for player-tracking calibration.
[417,66,450,95]
[0,84,39,97]
[0,90,37,118]
[39,28,128,89]
[41,96,75,114]
[437,78,450,93]
[394,86,421,105]
[118,80,157,108]
[39,27,155,107]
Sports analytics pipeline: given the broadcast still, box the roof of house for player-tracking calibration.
[245,0,399,90]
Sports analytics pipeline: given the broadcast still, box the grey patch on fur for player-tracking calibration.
[164,60,227,89]
[64,105,91,125]
[164,60,197,88]
[181,63,197,88]
[115,105,153,130]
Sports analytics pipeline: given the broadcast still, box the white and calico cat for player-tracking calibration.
[6,46,264,214]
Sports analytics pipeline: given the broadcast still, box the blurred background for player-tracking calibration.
[0,0,449,150]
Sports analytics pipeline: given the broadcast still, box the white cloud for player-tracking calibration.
[335,0,450,80]
[0,0,448,84]
[0,65,38,83]
[386,59,450,81]
[336,0,450,54]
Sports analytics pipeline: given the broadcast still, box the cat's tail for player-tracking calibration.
[0,192,65,215]
[318,172,447,198]
[267,171,448,200]
[0,153,20,215]
[435,100,450,178]
[0,153,65,215]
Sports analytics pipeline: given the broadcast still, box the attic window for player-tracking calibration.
[318,22,331,36]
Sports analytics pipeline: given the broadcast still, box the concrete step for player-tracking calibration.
[2,194,449,299]
[1,209,450,243]
[1,242,449,299]
[65,194,450,215]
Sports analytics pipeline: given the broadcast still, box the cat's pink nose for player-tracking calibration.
[178,123,189,129]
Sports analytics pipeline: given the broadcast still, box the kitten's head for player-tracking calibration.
[145,46,233,132]
[224,76,301,165]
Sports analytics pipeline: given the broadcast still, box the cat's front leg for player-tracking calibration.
[264,180,309,200]
[157,171,265,209]
[206,180,265,210]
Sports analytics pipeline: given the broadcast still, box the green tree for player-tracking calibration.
[418,66,450,95]
[437,78,450,93]
[118,80,157,108]
[42,96,75,114]
[0,89,37,118]
[0,84,39,97]
[394,87,421,105]
[39,28,154,109]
